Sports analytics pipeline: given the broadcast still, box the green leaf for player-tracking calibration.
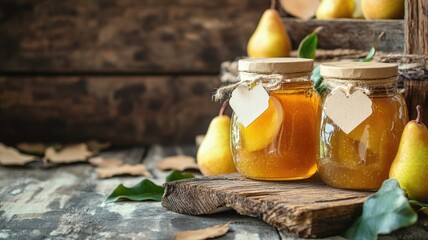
[311,65,325,95]
[343,179,418,240]
[355,32,384,62]
[105,179,164,203]
[298,27,322,59]
[166,170,194,183]
[409,200,428,212]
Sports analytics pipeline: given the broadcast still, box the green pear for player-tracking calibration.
[197,103,236,176]
[247,8,291,58]
[390,105,428,203]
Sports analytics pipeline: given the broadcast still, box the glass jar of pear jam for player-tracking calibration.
[319,62,408,190]
[231,58,321,181]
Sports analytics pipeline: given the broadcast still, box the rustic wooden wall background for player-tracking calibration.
[0,0,426,145]
[0,0,270,145]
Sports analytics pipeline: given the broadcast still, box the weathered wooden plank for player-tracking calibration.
[162,173,372,238]
[0,0,269,73]
[283,18,405,52]
[405,0,428,54]
[0,146,282,240]
[0,75,221,145]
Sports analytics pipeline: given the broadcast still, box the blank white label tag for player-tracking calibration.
[229,84,269,127]
[324,89,373,134]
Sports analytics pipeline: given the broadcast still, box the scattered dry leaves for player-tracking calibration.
[0,143,38,165]
[156,155,199,171]
[175,223,230,240]
[44,143,93,164]
[16,143,48,155]
[86,140,111,153]
[96,164,152,179]
[89,157,124,168]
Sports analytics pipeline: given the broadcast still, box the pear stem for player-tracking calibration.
[416,105,422,124]
[219,100,229,116]
[271,0,276,9]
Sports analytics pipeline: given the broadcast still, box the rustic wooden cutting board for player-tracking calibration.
[162,173,373,238]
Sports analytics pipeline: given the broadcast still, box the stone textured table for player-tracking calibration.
[0,145,427,239]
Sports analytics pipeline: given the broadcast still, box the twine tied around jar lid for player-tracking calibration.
[320,62,402,97]
[214,58,313,101]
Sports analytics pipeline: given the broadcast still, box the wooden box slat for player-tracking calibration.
[284,18,404,52]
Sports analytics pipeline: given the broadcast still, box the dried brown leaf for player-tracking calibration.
[89,157,124,168]
[86,140,111,152]
[0,143,38,165]
[96,164,152,179]
[44,143,93,164]
[280,0,320,20]
[16,143,48,155]
[156,155,199,171]
[175,223,230,240]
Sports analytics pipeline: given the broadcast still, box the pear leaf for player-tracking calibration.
[105,179,164,203]
[105,170,195,203]
[355,32,384,62]
[409,200,428,212]
[297,27,322,59]
[166,170,195,183]
[311,65,325,95]
[343,179,418,240]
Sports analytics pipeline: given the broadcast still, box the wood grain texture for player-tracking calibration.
[283,18,404,52]
[162,173,372,238]
[0,75,221,145]
[405,0,428,54]
[0,0,269,73]
[404,79,428,122]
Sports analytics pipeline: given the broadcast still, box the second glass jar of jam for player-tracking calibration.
[319,62,408,190]
[231,58,321,181]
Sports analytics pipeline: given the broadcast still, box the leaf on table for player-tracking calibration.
[89,156,124,168]
[86,140,111,153]
[16,143,48,155]
[298,26,322,59]
[44,143,93,164]
[279,0,320,20]
[105,179,164,203]
[156,155,199,171]
[166,170,195,183]
[0,143,38,165]
[409,200,428,212]
[175,222,230,240]
[96,164,152,179]
[343,179,418,240]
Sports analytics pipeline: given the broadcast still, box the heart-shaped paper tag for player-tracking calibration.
[324,89,373,134]
[229,84,269,127]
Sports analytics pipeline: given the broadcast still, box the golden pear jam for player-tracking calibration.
[231,58,321,181]
[319,62,408,190]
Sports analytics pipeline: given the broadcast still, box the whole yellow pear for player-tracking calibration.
[197,114,236,176]
[390,106,428,203]
[361,0,404,19]
[247,9,291,58]
[316,0,355,19]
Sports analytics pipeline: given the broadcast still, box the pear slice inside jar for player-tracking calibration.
[241,96,283,152]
